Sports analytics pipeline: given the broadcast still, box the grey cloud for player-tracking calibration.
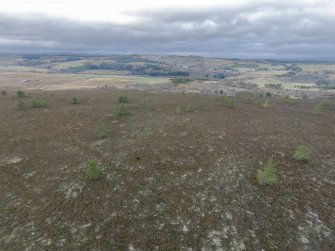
[0,1,334,59]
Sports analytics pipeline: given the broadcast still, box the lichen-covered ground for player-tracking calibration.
[0,89,334,250]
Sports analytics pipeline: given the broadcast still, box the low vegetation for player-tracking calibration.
[86,161,102,181]
[1,90,7,96]
[96,121,108,138]
[293,145,311,161]
[256,156,278,186]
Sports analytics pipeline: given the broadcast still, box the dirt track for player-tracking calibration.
[0,89,334,250]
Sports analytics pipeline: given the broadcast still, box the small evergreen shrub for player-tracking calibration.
[118,95,128,103]
[96,121,108,138]
[86,161,102,180]
[313,101,324,115]
[186,103,194,112]
[219,90,224,95]
[257,156,278,186]
[225,98,235,109]
[175,105,181,113]
[293,145,311,161]
[130,130,137,139]
[262,99,270,109]
[265,92,272,98]
[112,104,128,119]
[245,94,253,104]
[71,96,79,104]
[284,95,295,104]
[30,98,48,108]
[1,90,7,96]
[17,90,25,98]
[17,100,25,110]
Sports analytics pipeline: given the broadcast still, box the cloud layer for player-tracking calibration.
[0,0,334,59]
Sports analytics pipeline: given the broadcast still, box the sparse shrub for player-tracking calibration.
[261,99,270,109]
[293,145,311,161]
[17,90,25,98]
[17,100,25,110]
[1,90,7,96]
[96,121,108,138]
[186,103,194,112]
[118,95,128,103]
[30,98,48,108]
[71,96,79,104]
[86,161,102,180]
[302,94,308,100]
[175,105,181,113]
[112,104,128,119]
[313,101,324,115]
[257,156,278,186]
[130,130,137,139]
[265,92,272,98]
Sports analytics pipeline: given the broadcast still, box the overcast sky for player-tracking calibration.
[0,0,334,59]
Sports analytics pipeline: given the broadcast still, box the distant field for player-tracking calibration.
[0,54,334,97]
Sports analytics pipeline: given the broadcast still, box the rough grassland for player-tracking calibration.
[0,89,334,250]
